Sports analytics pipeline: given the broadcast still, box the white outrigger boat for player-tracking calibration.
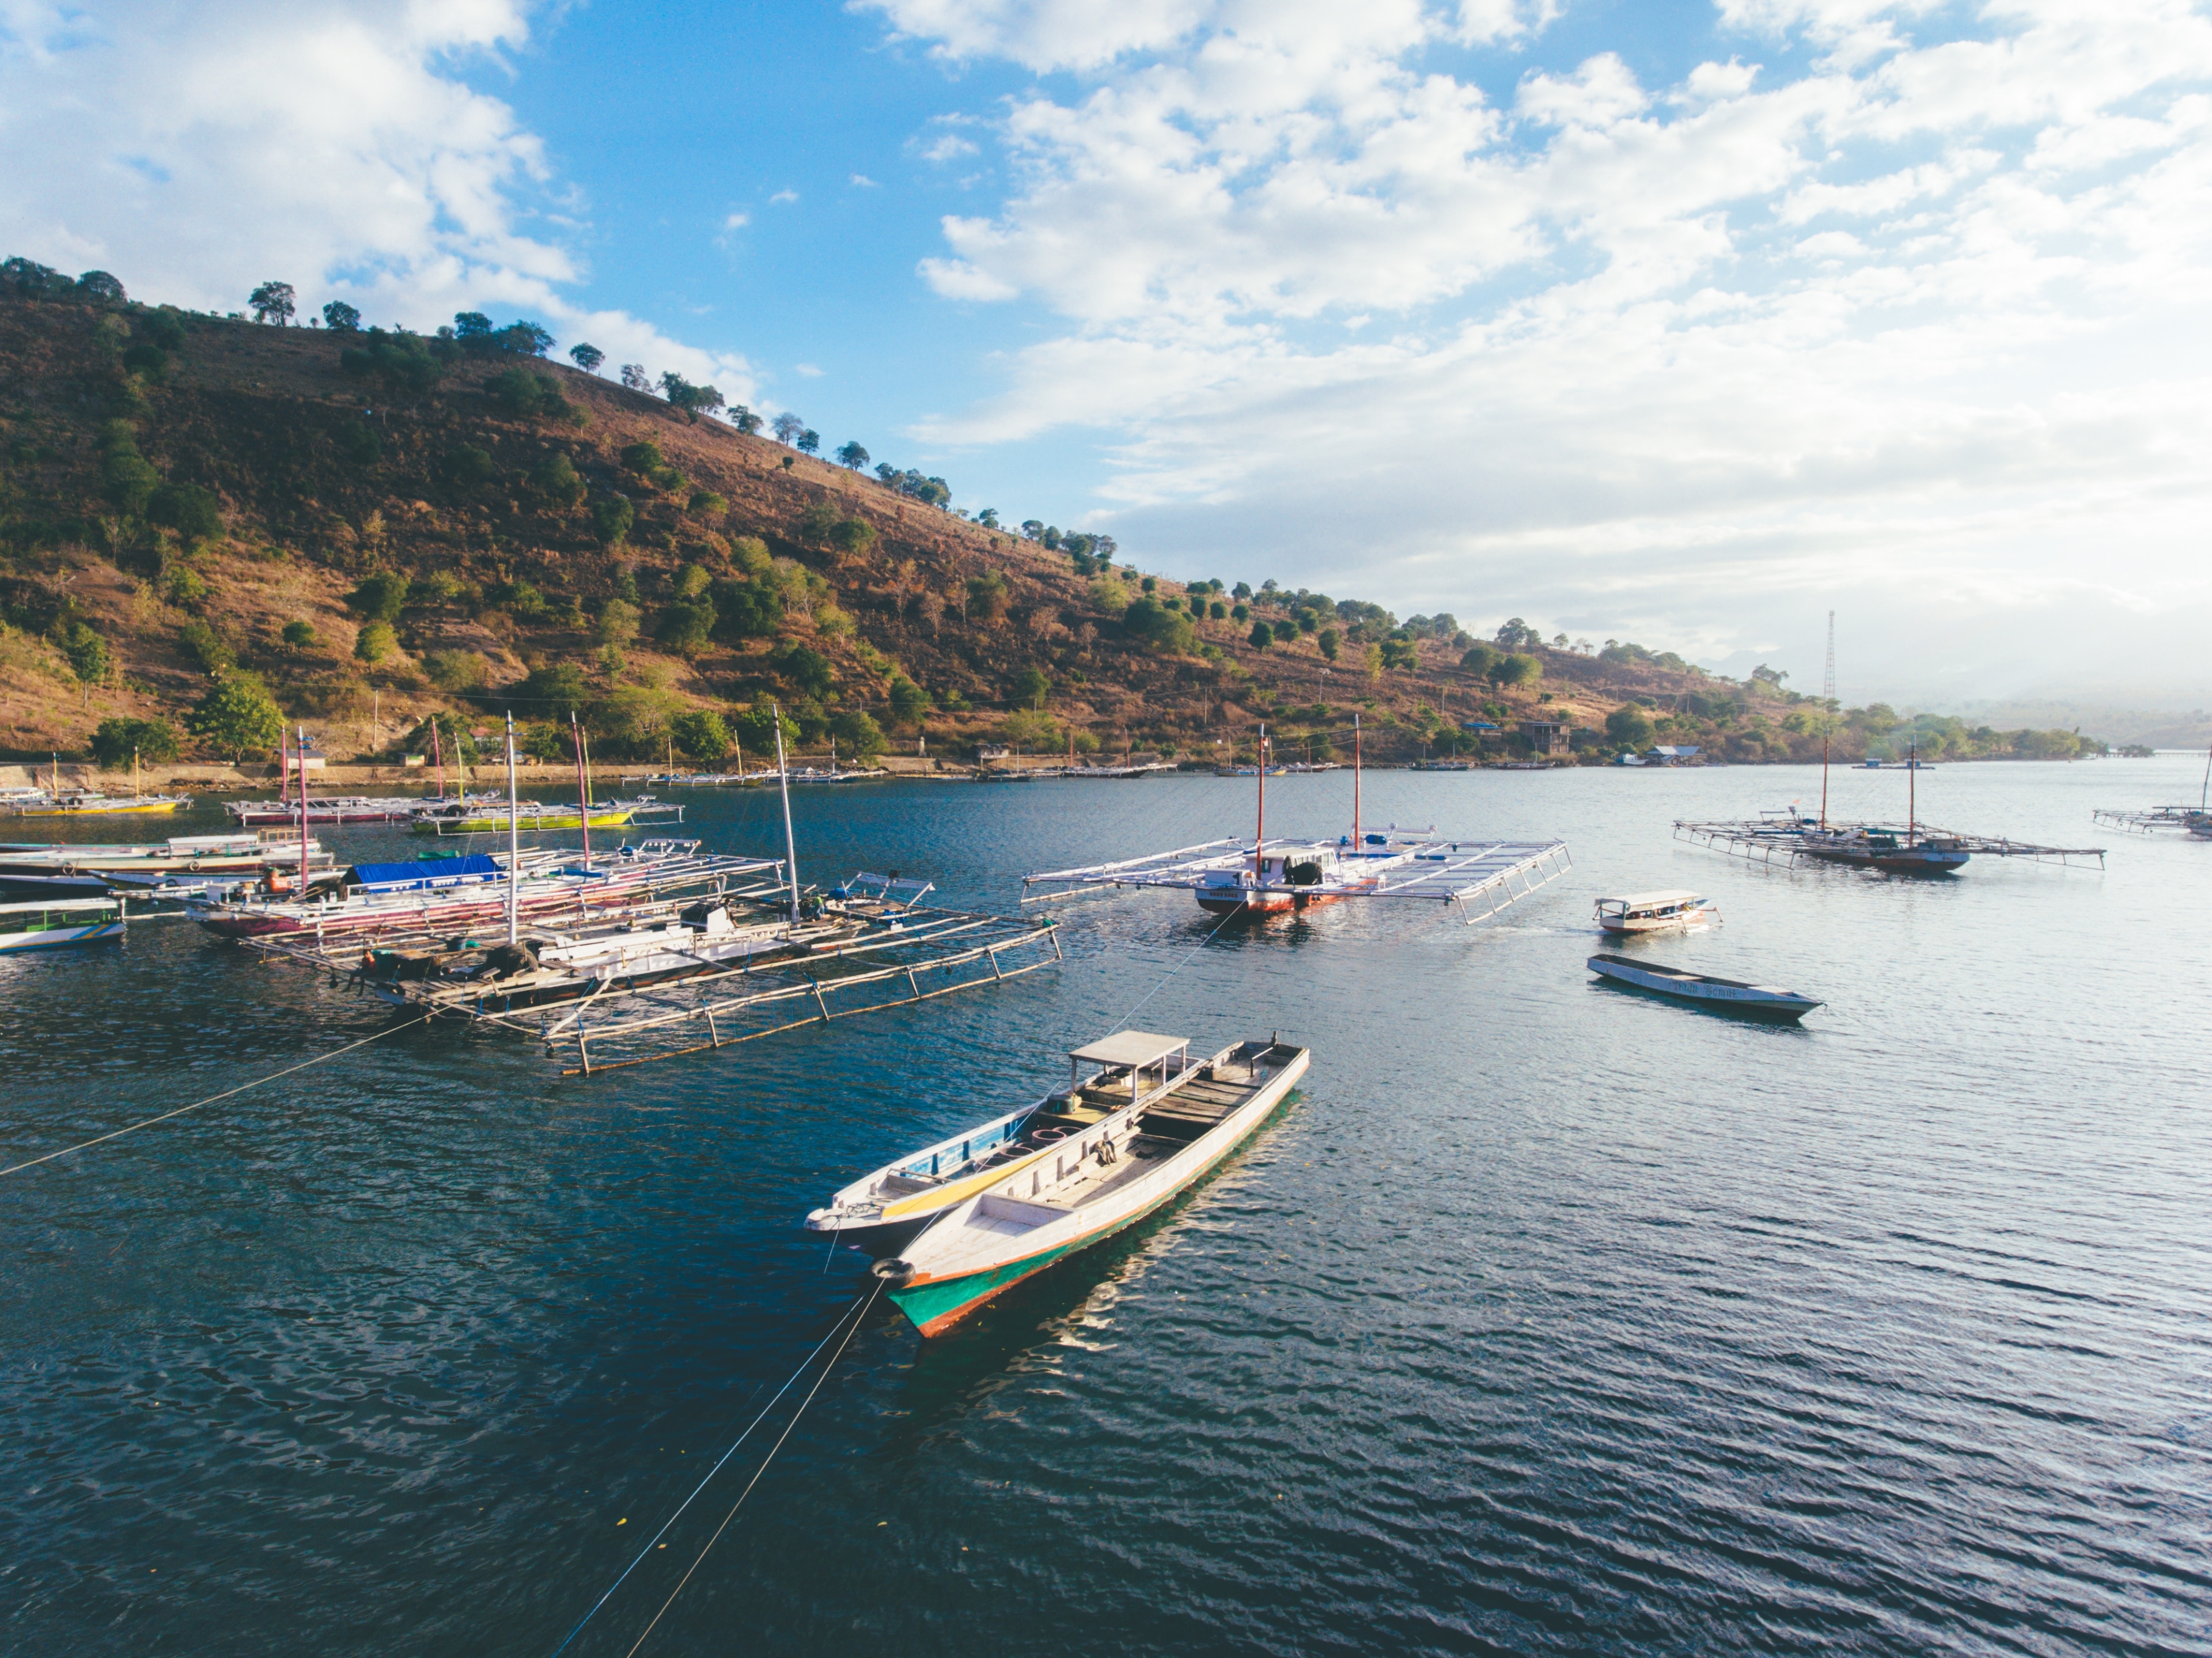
[1594,890,1717,936]
[1025,718,1567,925]
[1587,953,1821,1021]
[0,896,126,953]
[809,1028,1198,1256]
[869,1031,1309,1335]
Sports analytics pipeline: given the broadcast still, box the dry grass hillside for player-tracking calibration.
[0,282,1850,771]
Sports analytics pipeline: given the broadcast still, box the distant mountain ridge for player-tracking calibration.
[0,272,2103,771]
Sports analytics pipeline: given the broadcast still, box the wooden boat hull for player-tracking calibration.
[1588,953,1820,1021]
[1799,845,1969,874]
[0,918,125,952]
[411,808,638,835]
[1194,887,1351,916]
[13,799,187,816]
[878,1045,1308,1337]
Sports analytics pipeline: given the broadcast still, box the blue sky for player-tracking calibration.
[6,0,2212,705]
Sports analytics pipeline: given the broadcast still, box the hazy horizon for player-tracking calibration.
[6,0,2209,709]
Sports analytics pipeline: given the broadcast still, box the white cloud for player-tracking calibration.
[874,0,2212,698]
[770,188,800,203]
[859,0,1211,71]
[850,172,880,187]
[921,131,979,162]
[722,211,751,230]
[0,0,757,401]
[795,362,824,377]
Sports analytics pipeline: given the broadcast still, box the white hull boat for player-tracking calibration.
[1587,953,1821,1021]
[872,1034,1309,1335]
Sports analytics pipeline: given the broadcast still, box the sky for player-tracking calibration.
[4,0,2211,708]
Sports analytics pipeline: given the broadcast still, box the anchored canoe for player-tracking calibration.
[872,1034,1309,1335]
[1588,952,1821,1021]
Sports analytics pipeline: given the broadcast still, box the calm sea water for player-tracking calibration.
[3,758,2208,1656]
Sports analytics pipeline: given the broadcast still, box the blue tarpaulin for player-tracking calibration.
[346,855,503,891]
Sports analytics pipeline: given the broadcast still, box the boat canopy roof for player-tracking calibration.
[1597,889,1704,909]
[347,854,504,889]
[1069,1030,1189,1069]
[0,896,120,914]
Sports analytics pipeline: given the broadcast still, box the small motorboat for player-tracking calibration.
[1587,952,1821,1021]
[870,1032,1309,1336]
[1594,889,1717,936]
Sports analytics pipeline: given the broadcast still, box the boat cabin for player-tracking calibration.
[1594,889,1713,933]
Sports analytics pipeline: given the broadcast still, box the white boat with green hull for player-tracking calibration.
[870,1031,1310,1336]
[809,1030,1212,1257]
[0,897,126,953]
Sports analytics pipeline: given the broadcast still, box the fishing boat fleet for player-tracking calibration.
[20,630,2167,1340]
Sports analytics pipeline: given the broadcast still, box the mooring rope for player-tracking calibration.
[1112,904,1240,1031]
[0,1016,426,1178]
[615,1280,884,1658]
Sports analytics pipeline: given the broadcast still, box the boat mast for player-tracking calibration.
[1254,722,1267,881]
[296,726,309,894]
[571,712,591,864]
[1353,712,1362,847]
[773,701,801,926]
[2200,743,2210,812]
[1820,610,1835,829]
[430,717,444,801]
[1907,739,1916,846]
[505,711,520,946]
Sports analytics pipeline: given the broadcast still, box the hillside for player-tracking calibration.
[0,274,2106,775]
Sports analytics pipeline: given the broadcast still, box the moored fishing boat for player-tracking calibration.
[409,796,682,835]
[0,897,127,953]
[229,794,478,826]
[1594,889,1718,935]
[0,832,327,899]
[355,892,839,1010]
[808,1029,1207,1256]
[185,839,731,938]
[870,1032,1309,1335]
[12,789,190,816]
[1587,953,1821,1021]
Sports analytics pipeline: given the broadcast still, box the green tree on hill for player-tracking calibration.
[1605,706,1655,749]
[149,483,224,542]
[1013,666,1051,709]
[61,623,109,685]
[249,281,296,324]
[354,622,396,664]
[282,620,316,652]
[347,571,410,622]
[570,343,604,373]
[90,716,180,767]
[887,676,930,726]
[735,698,798,754]
[190,672,284,761]
[670,710,730,760]
[592,494,635,547]
[830,709,886,758]
[321,301,361,332]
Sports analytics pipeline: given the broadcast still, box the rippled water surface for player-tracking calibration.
[4,758,2209,1655]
